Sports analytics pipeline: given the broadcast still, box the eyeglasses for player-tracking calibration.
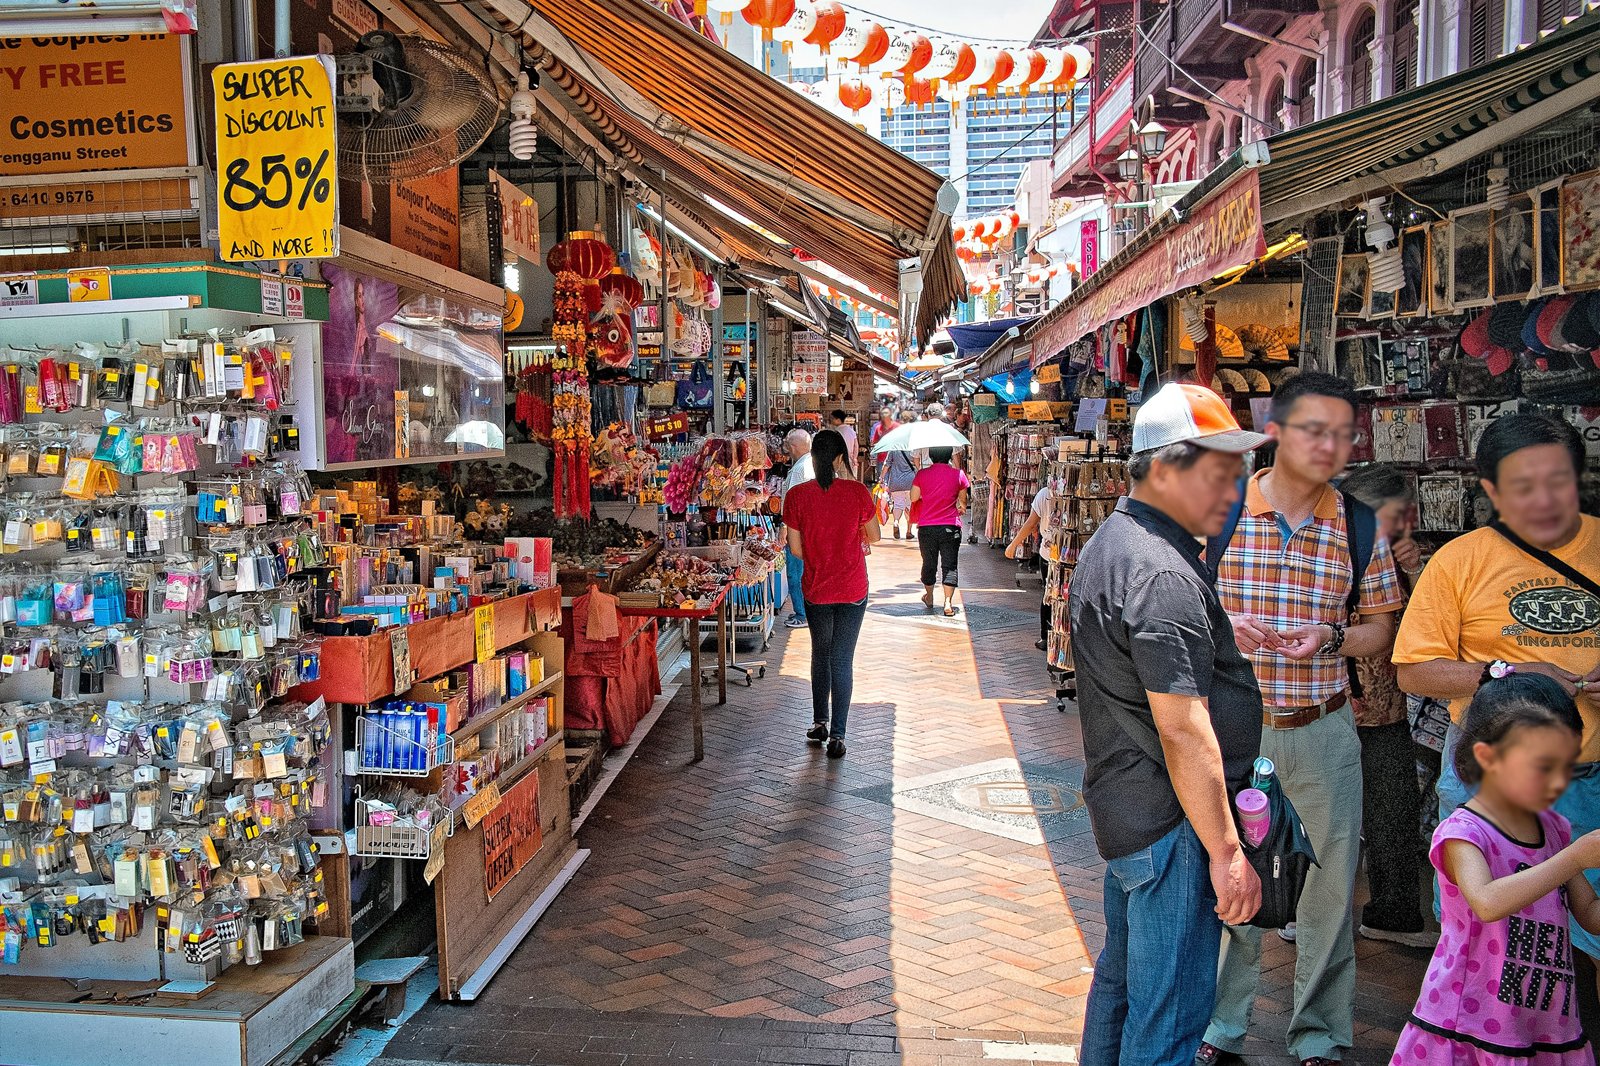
[1282,422,1358,446]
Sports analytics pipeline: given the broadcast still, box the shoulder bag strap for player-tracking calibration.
[1339,489,1378,699]
[1204,482,1248,585]
[1490,520,1600,601]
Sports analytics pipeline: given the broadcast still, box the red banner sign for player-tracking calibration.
[646,413,689,440]
[1032,169,1266,368]
[1080,219,1100,278]
[483,772,541,901]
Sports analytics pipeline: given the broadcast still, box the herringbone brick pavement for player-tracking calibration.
[386,537,1428,1065]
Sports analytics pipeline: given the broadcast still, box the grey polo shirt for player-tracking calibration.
[1068,497,1264,860]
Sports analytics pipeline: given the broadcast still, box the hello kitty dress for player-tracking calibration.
[1391,807,1593,1065]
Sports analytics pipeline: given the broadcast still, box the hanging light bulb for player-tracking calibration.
[508,71,539,161]
[1364,197,1405,293]
[1485,166,1511,210]
[503,260,521,292]
[1029,378,1040,395]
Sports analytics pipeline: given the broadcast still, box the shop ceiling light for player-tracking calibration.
[1364,198,1405,293]
[0,0,196,34]
[507,72,539,162]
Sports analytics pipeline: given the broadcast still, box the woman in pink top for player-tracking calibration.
[910,446,970,617]
[1392,673,1600,1065]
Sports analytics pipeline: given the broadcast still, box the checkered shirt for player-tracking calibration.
[1214,476,1405,708]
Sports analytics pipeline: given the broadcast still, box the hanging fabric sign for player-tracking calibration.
[491,169,541,264]
[1031,169,1266,367]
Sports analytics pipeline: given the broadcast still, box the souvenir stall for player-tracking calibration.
[0,267,354,1065]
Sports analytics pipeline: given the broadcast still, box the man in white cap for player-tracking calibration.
[1070,383,1267,1066]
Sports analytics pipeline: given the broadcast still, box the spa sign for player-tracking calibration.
[212,55,340,262]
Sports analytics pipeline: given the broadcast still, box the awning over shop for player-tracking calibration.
[478,0,964,343]
[1258,10,1600,223]
[945,317,1037,358]
[1021,10,1600,368]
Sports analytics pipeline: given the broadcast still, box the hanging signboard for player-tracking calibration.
[212,55,340,262]
[1080,219,1100,278]
[791,330,829,394]
[1032,169,1266,368]
[491,169,540,264]
[483,772,542,900]
[390,168,461,270]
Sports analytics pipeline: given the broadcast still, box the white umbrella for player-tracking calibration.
[871,420,970,455]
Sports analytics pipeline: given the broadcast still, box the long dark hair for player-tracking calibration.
[811,428,851,489]
[1454,673,1582,786]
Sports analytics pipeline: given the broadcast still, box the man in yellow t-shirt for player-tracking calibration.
[1394,412,1600,1035]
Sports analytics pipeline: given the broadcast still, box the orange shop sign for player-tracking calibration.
[1030,168,1267,368]
[0,34,191,177]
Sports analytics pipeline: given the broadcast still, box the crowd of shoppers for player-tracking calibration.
[1069,380,1600,1066]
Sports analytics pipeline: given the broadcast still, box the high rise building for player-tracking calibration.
[881,91,1070,217]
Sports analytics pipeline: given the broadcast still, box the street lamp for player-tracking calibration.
[1136,121,1169,158]
[1115,147,1143,182]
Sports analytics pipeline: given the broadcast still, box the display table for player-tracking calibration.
[563,603,662,748]
[619,587,730,762]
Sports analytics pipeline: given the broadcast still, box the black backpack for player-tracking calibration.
[1205,486,1378,697]
[1239,771,1320,930]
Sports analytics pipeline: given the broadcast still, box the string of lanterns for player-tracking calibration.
[693,0,1094,114]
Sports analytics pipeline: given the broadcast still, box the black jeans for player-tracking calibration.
[918,524,961,588]
[807,597,867,739]
[1358,720,1426,932]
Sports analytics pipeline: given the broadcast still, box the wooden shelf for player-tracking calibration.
[450,673,563,746]
[446,730,565,834]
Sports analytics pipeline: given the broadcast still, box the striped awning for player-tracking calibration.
[1259,10,1600,222]
[478,0,963,344]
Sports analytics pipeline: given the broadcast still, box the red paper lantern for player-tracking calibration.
[971,219,988,239]
[599,267,644,311]
[847,21,890,69]
[742,0,796,43]
[969,281,985,297]
[945,42,977,86]
[806,0,846,52]
[951,223,967,242]
[1020,48,1048,90]
[891,32,932,76]
[978,49,1014,95]
[547,231,616,281]
[837,77,873,115]
[903,75,936,108]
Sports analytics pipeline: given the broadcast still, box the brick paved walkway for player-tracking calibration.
[378,538,1428,1065]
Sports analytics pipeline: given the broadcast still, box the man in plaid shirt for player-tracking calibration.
[1197,373,1405,1066]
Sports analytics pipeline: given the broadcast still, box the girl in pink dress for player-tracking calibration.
[1393,672,1600,1065]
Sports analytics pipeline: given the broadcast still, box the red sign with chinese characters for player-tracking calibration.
[1032,169,1266,367]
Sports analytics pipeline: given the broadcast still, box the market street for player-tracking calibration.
[372,537,1427,1066]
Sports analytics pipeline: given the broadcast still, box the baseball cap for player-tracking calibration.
[1132,382,1269,454]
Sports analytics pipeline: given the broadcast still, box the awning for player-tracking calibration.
[478,0,964,343]
[1022,10,1600,366]
[1259,10,1600,223]
[945,317,1037,358]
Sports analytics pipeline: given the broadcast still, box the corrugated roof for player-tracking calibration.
[480,0,963,343]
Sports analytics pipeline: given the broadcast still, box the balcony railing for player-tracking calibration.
[1172,0,1223,52]
[1050,62,1135,186]
[1135,5,1174,103]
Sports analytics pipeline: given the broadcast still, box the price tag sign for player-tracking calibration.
[0,273,36,307]
[422,822,448,885]
[462,781,502,830]
[260,274,284,316]
[474,604,495,664]
[212,56,340,262]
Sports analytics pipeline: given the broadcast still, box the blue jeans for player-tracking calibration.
[1081,820,1222,1066]
[1437,723,1600,957]
[784,548,805,621]
[806,598,866,738]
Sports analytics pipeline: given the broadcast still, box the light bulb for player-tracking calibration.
[503,261,521,291]
[1029,379,1040,395]
[508,71,539,161]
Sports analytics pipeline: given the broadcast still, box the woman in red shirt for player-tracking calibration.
[783,430,881,758]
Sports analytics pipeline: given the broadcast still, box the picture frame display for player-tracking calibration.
[1336,333,1382,389]
[1398,225,1427,317]
[1491,192,1536,302]
[1561,169,1600,291]
[1428,221,1452,314]
[1449,204,1493,309]
[1535,180,1562,296]
[1337,253,1371,317]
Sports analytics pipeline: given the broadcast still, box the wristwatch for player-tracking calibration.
[1317,622,1347,655]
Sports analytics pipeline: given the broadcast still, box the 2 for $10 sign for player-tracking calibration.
[212,56,340,262]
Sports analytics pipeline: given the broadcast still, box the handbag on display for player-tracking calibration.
[675,361,714,410]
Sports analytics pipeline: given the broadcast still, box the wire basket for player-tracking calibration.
[352,796,447,859]
[355,712,454,777]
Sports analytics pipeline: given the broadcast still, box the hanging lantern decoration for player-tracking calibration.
[804,0,846,52]
[547,231,616,314]
[885,31,932,78]
[978,48,1015,95]
[903,74,936,109]
[707,0,752,25]
[598,267,644,313]
[837,76,874,115]
[951,222,967,242]
[922,37,959,83]
[969,281,985,297]
[1018,48,1049,93]
[779,0,814,50]
[968,47,1000,93]
[1009,209,1021,229]
[1061,43,1093,86]
[943,41,978,88]
[1036,47,1068,88]
[999,48,1032,92]
[955,245,976,262]
[742,0,796,43]
[853,21,890,69]
[970,218,989,241]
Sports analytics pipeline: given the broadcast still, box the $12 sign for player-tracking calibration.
[212,56,340,264]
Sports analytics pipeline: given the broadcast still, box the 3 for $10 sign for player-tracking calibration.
[212,56,340,262]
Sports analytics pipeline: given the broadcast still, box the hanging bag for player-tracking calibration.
[1236,769,1320,930]
[675,361,714,410]
[883,449,917,493]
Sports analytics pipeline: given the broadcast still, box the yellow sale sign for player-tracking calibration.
[212,56,339,262]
